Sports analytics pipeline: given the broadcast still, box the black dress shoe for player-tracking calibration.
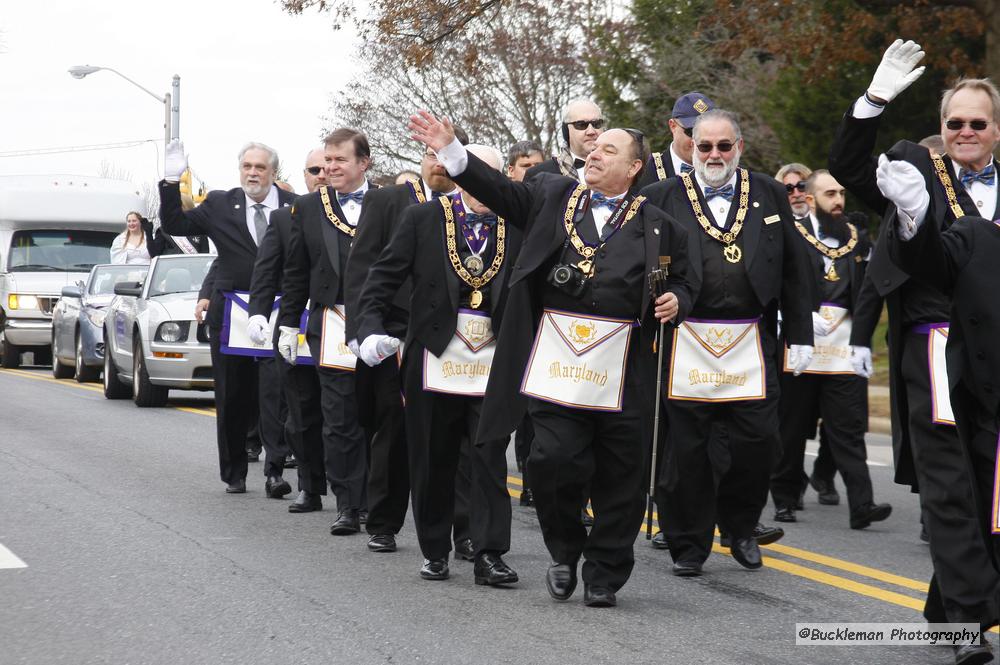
[265,475,292,499]
[850,502,892,530]
[246,449,260,463]
[720,523,784,548]
[329,509,360,535]
[283,455,298,469]
[810,473,840,505]
[774,506,797,523]
[519,488,534,506]
[367,533,397,553]
[225,479,246,494]
[651,531,670,550]
[358,510,368,526]
[581,509,594,527]
[671,560,703,577]
[730,537,763,570]
[954,642,993,665]
[454,538,475,561]
[288,490,322,513]
[583,585,617,607]
[545,562,577,601]
[474,552,519,586]
[419,558,449,580]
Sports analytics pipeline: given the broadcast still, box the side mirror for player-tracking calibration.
[60,285,83,298]
[113,282,143,297]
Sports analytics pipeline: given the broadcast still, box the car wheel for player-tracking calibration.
[74,333,99,383]
[132,339,169,407]
[51,332,73,379]
[2,333,20,369]
[102,336,130,399]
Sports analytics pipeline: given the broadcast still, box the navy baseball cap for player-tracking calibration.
[671,92,716,128]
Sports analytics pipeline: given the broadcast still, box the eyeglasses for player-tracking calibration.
[695,140,736,154]
[785,182,807,193]
[304,166,324,176]
[945,119,990,131]
[566,119,605,131]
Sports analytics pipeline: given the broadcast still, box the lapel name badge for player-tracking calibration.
[764,214,780,225]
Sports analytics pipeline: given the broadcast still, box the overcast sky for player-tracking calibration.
[0,0,360,197]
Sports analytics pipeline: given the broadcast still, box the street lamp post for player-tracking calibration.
[68,65,180,146]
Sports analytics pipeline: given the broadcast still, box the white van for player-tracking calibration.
[0,175,143,368]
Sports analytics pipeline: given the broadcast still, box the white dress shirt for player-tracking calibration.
[694,171,739,228]
[244,185,281,245]
[807,212,841,273]
[669,143,691,176]
[335,180,370,228]
[571,151,587,183]
[590,191,629,238]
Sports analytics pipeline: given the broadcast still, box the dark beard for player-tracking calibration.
[815,207,849,244]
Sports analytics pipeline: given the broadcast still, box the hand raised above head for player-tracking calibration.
[408,110,456,152]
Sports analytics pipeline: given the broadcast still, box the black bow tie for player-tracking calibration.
[573,158,586,169]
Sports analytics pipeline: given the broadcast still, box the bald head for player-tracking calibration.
[562,98,605,157]
[466,144,504,171]
[303,147,329,192]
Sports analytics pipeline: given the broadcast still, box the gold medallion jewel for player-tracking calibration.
[561,185,645,278]
[464,254,484,276]
[680,169,750,265]
[930,154,966,220]
[825,265,840,282]
[441,196,506,310]
[319,187,355,237]
[793,221,858,277]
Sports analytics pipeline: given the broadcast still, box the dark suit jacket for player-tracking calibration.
[639,173,816,346]
[159,181,295,330]
[356,197,522,357]
[344,181,422,341]
[636,145,679,190]
[892,215,1000,417]
[449,152,693,443]
[248,206,294,343]
[277,186,358,328]
[524,157,571,181]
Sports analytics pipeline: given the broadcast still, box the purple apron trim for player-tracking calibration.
[910,321,949,335]
[685,316,761,325]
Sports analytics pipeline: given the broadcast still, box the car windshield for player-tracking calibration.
[7,229,118,272]
[147,256,214,297]
[88,265,149,296]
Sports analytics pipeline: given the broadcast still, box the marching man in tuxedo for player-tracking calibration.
[276,128,374,536]
[640,109,815,577]
[355,144,520,587]
[160,140,295,495]
[526,98,605,183]
[408,111,693,607]
[829,39,1000,646]
[636,92,716,189]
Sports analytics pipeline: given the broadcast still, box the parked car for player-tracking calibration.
[51,264,148,382]
[103,254,215,406]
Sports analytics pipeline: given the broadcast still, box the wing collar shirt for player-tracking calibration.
[245,185,281,245]
[669,142,692,175]
[694,170,738,228]
[336,180,370,228]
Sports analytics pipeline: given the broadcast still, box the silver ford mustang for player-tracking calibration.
[102,254,215,406]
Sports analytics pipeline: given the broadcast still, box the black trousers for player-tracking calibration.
[402,347,511,561]
[658,362,779,565]
[356,358,410,535]
[527,383,647,592]
[514,414,535,493]
[901,331,1000,628]
[257,356,290,478]
[772,373,873,514]
[209,334,259,485]
[279,359,326,494]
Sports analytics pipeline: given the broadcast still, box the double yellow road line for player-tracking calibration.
[4,366,996,630]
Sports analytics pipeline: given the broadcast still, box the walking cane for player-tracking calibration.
[646,257,671,539]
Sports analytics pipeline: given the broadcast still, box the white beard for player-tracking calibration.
[243,182,271,200]
[693,150,740,188]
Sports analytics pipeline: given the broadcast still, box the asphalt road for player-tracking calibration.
[0,366,993,665]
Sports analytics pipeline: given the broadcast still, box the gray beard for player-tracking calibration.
[243,183,271,201]
[792,202,810,218]
[694,155,739,189]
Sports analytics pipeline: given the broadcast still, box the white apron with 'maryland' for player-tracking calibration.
[422,309,496,396]
[520,309,634,411]
[668,318,766,402]
[783,304,854,375]
[221,291,313,363]
[319,305,356,371]
[927,325,955,426]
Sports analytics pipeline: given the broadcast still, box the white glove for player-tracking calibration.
[164,139,188,183]
[359,334,400,368]
[812,312,831,338]
[347,338,361,358]
[277,325,299,365]
[850,345,873,379]
[246,314,271,346]
[876,154,929,223]
[788,344,814,377]
[867,39,925,104]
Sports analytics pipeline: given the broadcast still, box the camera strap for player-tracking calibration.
[560,184,645,276]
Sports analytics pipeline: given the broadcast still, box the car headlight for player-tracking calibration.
[7,294,39,310]
[85,308,107,327]
[156,321,189,343]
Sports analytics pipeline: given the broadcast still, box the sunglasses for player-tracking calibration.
[785,182,807,193]
[304,166,324,176]
[682,126,693,138]
[945,119,990,131]
[695,141,736,154]
[566,119,605,131]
